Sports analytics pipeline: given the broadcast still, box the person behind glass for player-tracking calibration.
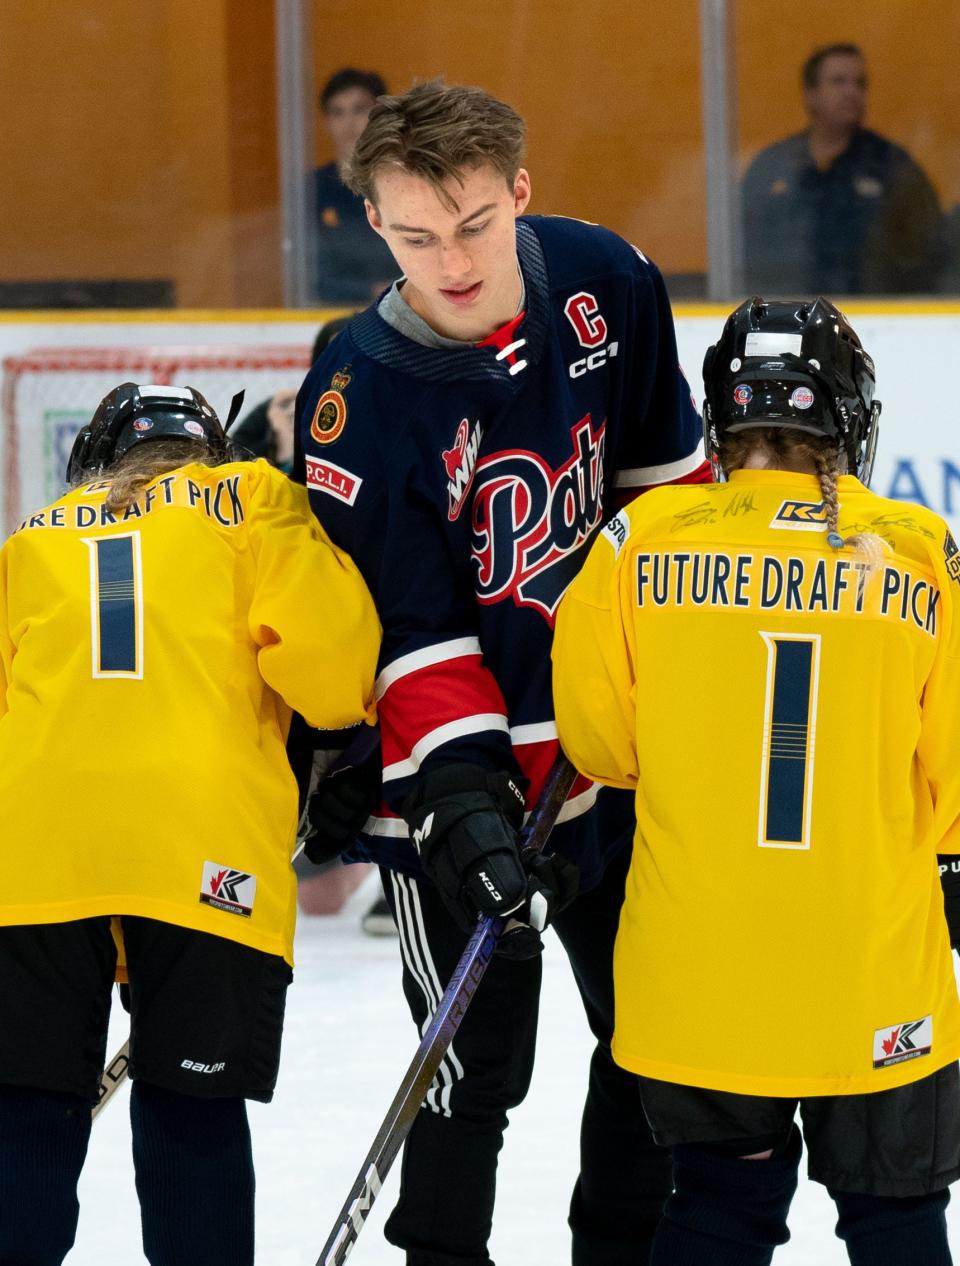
[314,67,399,304]
[553,297,960,1266]
[230,317,356,474]
[296,78,711,1266]
[0,383,378,1266]
[230,386,297,472]
[743,44,945,295]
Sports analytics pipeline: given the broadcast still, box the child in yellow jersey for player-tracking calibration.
[0,383,379,1266]
[553,298,960,1266]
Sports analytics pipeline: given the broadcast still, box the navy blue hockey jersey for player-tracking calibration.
[295,214,707,887]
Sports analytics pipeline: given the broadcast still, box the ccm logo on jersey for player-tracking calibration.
[306,456,363,506]
[873,1015,932,1069]
[770,500,828,531]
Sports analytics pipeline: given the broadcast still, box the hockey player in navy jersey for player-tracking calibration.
[295,79,710,1266]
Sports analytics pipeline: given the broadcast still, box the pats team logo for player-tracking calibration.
[471,414,605,622]
[733,384,753,406]
[442,418,483,521]
[199,860,256,918]
[132,418,154,432]
[872,1015,932,1069]
[310,365,352,445]
[563,291,608,348]
[770,500,828,531]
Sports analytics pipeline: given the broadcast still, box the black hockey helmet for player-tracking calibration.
[66,382,245,483]
[701,296,880,484]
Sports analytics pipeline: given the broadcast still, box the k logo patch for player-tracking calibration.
[199,861,256,918]
[770,500,828,532]
[872,1015,932,1069]
[944,529,960,586]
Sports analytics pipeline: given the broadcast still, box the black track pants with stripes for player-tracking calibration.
[380,843,671,1266]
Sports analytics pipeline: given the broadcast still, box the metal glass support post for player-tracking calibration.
[699,0,743,301]
[275,0,314,308]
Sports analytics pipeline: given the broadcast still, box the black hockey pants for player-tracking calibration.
[381,842,671,1266]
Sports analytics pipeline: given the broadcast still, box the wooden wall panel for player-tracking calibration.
[1,2,956,305]
[311,0,706,274]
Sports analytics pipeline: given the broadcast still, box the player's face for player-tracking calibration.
[365,162,532,342]
[805,53,867,133]
[324,87,377,164]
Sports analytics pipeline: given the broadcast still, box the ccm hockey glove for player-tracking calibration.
[938,855,960,951]
[404,763,529,930]
[403,763,579,960]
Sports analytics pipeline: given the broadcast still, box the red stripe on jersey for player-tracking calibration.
[379,655,509,769]
[512,736,594,807]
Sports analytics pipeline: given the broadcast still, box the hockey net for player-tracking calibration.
[1,344,312,535]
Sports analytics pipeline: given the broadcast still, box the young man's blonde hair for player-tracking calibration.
[345,79,526,210]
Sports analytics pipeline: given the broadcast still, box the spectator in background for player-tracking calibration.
[743,44,945,295]
[231,388,297,472]
[314,68,399,304]
[230,316,353,471]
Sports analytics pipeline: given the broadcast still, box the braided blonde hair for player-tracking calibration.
[74,438,219,514]
[720,428,885,569]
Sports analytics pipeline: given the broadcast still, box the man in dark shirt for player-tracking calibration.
[313,68,399,305]
[743,44,945,295]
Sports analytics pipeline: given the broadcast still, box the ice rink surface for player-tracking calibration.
[73,872,960,1264]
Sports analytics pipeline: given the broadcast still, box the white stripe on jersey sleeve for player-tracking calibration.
[382,713,511,782]
[375,637,482,701]
[614,442,706,489]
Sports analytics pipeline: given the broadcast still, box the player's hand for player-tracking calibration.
[302,754,382,866]
[403,764,530,930]
[495,848,580,961]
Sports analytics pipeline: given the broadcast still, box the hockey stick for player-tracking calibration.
[92,1038,130,1120]
[315,754,579,1266]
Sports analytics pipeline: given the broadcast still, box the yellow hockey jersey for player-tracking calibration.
[0,459,379,965]
[553,469,960,1096]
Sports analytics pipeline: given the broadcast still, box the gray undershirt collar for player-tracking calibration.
[377,268,526,350]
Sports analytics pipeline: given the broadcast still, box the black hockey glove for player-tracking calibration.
[938,855,960,951]
[403,764,579,960]
[495,846,580,962]
[303,756,382,866]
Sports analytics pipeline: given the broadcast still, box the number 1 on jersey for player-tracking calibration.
[758,632,821,849]
[83,532,143,678]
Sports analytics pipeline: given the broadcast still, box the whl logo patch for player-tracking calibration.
[442,418,483,521]
[873,1015,932,1069]
[200,861,256,918]
[770,499,828,532]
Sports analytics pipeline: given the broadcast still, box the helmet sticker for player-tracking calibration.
[184,420,205,436]
[132,419,153,432]
[745,331,802,358]
[790,386,815,410]
[733,384,753,406]
[730,357,741,372]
